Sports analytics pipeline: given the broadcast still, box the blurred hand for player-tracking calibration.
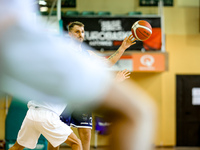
[115,69,131,83]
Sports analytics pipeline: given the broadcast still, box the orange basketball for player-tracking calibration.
[131,20,152,41]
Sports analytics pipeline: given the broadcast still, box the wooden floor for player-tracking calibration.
[60,146,200,150]
[1,146,200,150]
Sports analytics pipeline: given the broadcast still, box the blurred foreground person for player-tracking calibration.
[0,0,157,150]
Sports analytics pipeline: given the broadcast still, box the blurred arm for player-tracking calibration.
[95,80,157,150]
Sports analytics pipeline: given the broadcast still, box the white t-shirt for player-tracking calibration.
[27,100,66,116]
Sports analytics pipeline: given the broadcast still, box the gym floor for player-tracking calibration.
[60,146,200,150]
[1,146,200,150]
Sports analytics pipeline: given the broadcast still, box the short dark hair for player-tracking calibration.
[67,21,84,32]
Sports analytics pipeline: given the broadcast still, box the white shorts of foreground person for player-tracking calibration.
[17,106,73,149]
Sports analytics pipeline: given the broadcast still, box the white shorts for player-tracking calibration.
[17,107,73,149]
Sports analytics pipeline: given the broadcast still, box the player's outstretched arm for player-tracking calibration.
[107,35,136,67]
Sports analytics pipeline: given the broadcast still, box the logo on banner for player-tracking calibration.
[139,55,155,70]
[140,55,155,67]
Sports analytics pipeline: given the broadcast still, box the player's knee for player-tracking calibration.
[82,132,91,139]
[72,138,82,149]
[82,133,90,141]
[79,129,91,141]
[78,138,82,146]
[47,142,59,150]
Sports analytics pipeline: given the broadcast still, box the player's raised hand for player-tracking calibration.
[120,34,136,50]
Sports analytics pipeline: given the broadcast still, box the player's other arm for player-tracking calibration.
[107,34,136,67]
[115,69,131,83]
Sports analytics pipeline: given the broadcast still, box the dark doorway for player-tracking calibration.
[176,75,200,146]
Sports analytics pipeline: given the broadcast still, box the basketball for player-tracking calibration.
[131,20,152,41]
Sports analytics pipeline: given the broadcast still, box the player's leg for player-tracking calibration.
[47,142,59,150]
[9,142,24,150]
[77,128,91,150]
[47,132,82,150]
[64,132,82,150]
[70,111,92,150]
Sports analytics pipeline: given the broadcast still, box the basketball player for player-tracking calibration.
[66,21,136,67]
[47,21,136,150]
[0,1,156,150]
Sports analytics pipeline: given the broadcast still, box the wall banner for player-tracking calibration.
[62,16,161,51]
